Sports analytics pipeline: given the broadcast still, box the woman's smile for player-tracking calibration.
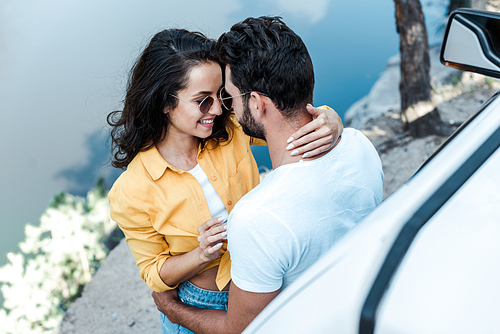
[199,117,215,127]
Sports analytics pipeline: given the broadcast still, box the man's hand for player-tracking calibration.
[152,289,180,322]
[151,283,280,334]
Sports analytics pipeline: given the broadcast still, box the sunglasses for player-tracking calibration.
[219,87,268,110]
[170,94,222,115]
[219,87,251,111]
[171,88,266,114]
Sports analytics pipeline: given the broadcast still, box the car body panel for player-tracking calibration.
[376,148,500,334]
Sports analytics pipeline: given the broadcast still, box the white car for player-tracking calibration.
[244,8,500,334]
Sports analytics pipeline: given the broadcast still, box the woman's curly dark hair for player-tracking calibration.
[108,29,232,169]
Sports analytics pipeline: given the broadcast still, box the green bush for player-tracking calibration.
[0,179,119,334]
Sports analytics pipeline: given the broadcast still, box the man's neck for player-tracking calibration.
[266,112,313,169]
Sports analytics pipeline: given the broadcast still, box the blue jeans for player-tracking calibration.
[160,280,229,334]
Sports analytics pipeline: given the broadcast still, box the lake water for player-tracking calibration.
[0,0,448,267]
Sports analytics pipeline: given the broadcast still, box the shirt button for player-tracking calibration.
[198,154,203,159]
[212,176,217,181]
[228,200,232,206]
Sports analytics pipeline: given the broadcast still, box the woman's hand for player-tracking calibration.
[158,217,227,287]
[286,104,343,158]
[197,217,227,262]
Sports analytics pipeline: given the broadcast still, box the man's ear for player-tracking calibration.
[250,92,266,119]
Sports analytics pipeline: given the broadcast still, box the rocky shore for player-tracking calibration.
[58,46,500,333]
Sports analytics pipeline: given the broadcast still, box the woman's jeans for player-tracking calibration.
[160,280,229,334]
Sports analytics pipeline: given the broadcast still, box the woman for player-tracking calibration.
[107,29,342,333]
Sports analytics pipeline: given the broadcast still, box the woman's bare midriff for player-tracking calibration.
[189,266,230,291]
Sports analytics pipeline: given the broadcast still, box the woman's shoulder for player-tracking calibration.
[109,163,141,196]
[110,147,162,191]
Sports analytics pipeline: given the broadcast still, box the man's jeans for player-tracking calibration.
[160,280,229,334]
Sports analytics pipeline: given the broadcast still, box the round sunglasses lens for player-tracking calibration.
[223,98,232,110]
[199,96,214,114]
[220,89,233,110]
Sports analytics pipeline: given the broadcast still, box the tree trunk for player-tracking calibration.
[394,0,450,137]
[472,0,488,10]
[448,0,472,15]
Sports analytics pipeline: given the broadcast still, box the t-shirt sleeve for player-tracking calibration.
[227,205,296,293]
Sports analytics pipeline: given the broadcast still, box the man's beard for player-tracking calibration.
[240,103,266,140]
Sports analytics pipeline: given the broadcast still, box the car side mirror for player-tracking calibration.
[441,9,500,78]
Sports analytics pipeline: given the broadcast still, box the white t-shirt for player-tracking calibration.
[187,164,229,221]
[227,128,384,293]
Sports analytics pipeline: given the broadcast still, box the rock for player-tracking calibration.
[58,239,160,333]
[344,46,459,129]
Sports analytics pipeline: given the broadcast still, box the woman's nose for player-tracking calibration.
[208,98,223,116]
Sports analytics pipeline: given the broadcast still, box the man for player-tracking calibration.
[152,16,383,334]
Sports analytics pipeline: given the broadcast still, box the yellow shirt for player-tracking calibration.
[108,116,263,292]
